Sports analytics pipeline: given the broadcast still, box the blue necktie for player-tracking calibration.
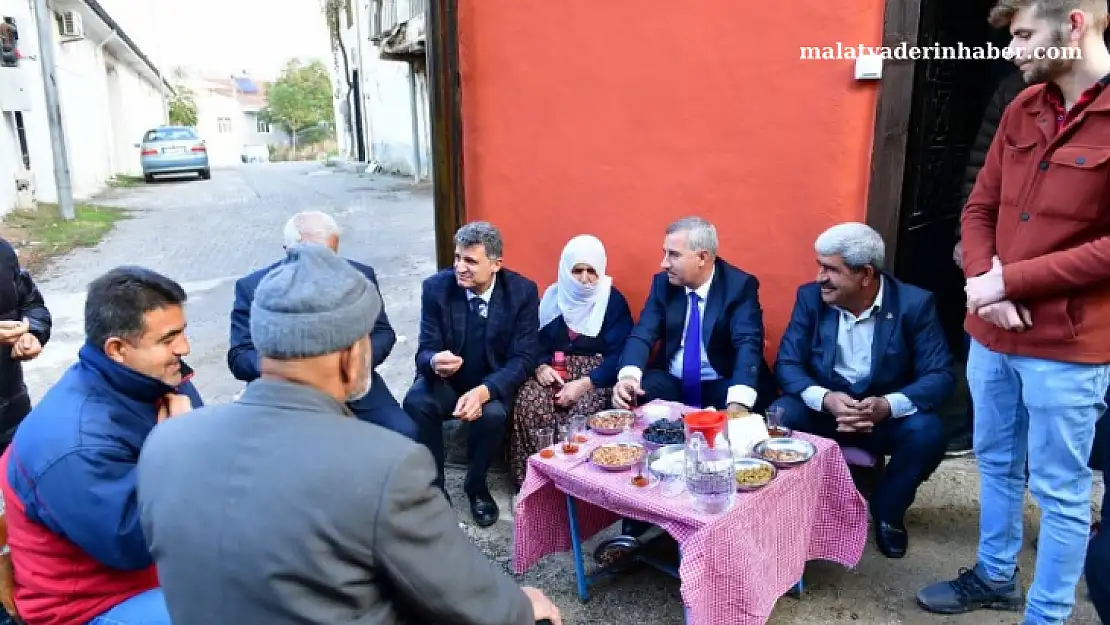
[682,291,702,407]
[469,297,487,318]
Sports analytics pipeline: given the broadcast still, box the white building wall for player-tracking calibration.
[193,88,244,167]
[0,0,165,216]
[337,0,430,177]
[0,0,59,210]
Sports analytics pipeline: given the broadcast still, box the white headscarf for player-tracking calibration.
[538,235,613,337]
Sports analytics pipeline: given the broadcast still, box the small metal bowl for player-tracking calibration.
[753,437,816,468]
[588,409,637,435]
[589,442,646,472]
[733,457,777,491]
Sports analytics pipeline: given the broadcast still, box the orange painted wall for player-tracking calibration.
[457,0,886,358]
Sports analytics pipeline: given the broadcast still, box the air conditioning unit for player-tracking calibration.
[57,11,83,40]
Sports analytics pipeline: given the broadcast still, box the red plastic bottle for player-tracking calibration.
[552,351,568,383]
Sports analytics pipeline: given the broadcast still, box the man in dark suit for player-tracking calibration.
[771,222,954,559]
[403,221,539,527]
[612,216,773,414]
[227,211,417,440]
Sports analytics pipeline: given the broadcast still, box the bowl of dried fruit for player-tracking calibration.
[588,409,636,435]
[734,457,777,491]
[752,437,816,468]
[589,442,646,472]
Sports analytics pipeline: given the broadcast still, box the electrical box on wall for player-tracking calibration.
[854,54,883,80]
[0,64,32,111]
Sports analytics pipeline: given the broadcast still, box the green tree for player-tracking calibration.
[261,59,335,156]
[166,67,198,127]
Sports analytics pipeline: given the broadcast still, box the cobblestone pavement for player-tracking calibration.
[18,163,1103,624]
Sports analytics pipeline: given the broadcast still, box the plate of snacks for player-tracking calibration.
[752,437,816,468]
[589,442,646,472]
[734,457,777,491]
[588,409,636,435]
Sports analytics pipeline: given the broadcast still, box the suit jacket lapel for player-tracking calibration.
[869,278,896,378]
[666,286,686,355]
[700,267,724,349]
[818,304,839,373]
[450,286,468,353]
[485,282,505,362]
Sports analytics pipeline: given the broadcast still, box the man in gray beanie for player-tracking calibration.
[135,244,562,625]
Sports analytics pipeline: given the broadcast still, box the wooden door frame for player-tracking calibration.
[426,0,467,269]
[428,0,924,272]
[864,0,925,271]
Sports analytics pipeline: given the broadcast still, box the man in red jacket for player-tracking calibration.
[1,267,200,625]
[917,0,1110,622]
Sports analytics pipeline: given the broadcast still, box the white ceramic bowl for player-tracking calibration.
[641,404,672,424]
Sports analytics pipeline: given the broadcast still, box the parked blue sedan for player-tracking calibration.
[139,126,210,182]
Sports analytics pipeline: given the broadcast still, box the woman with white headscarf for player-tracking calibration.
[509,235,633,487]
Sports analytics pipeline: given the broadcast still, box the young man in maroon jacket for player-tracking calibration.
[917,1,1110,622]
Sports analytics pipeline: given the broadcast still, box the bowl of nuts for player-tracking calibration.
[588,409,636,435]
[753,437,816,468]
[589,442,646,472]
[734,457,777,491]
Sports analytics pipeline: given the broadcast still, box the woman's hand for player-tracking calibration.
[555,378,592,407]
[535,365,564,387]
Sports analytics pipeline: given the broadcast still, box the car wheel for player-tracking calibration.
[199,169,211,180]
[144,174,155,183]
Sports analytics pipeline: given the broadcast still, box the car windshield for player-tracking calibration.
[143,128,197,142]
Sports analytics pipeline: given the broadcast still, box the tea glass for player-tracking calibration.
[765,406,785,428]
[534,427,555,459]
[569,415,589,443]
[558,424,581,456]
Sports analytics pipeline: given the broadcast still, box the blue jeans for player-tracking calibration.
[87,588,171,625]
[967,339,1110,624]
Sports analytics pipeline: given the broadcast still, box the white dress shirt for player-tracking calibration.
[799,277,916,418]
[465,275,496,317]
[618,268,758,408]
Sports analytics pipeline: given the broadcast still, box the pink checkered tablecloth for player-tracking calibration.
[512,401,869,625]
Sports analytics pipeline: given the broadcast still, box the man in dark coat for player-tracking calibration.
[228,211,417,440]
[0,237,50,452]
[403,221,539,528]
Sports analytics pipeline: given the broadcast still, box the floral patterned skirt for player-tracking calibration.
[509,353,611,488]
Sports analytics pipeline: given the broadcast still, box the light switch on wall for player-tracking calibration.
[854,54,883,80]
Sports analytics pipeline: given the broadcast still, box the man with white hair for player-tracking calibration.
[612,216,775,413]
[770,222,954,559]
[227,211,417,440]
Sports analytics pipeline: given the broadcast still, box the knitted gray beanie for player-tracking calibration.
[250,243,380,358]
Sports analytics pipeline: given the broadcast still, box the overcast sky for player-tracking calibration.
[150,0,333,80]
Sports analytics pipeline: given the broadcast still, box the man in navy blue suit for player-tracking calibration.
[227,211,417,440]
[403,221,540,527]
[770,222,954,559]
[612,216,773,414]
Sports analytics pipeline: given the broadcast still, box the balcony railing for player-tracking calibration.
[372,0,426,40]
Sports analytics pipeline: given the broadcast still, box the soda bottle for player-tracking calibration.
[552,351,568,384]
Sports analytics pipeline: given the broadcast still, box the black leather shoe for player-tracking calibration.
[875,521,908,558]
[469,493,499,528]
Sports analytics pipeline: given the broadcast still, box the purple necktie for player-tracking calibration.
[682,291,702,407]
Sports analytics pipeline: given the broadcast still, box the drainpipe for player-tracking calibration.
[407,61,420,181]
[97,33,119,176]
